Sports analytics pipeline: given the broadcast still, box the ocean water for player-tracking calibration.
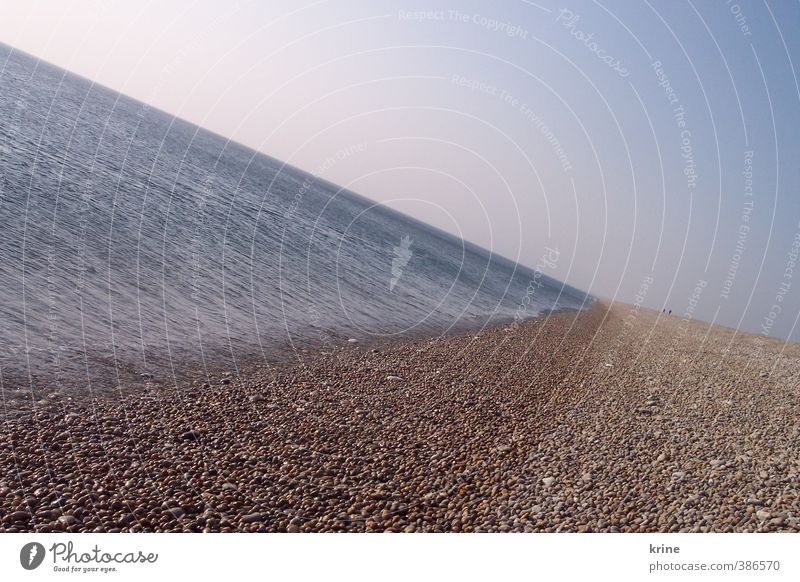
[0,43,589,397]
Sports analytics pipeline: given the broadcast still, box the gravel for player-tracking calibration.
[1,301,798,532]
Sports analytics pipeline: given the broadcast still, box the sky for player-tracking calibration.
[1,0,799,340]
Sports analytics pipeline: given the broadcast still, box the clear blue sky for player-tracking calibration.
[1,0,799,340]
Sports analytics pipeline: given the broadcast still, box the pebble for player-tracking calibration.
[165,507,185,519]
[57,515,80,526]
[756,510,772,521]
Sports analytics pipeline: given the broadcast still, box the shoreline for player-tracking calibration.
[1,301,798,532]
[0,303,587,418]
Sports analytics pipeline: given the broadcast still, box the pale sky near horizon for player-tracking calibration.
[1,0,799,341]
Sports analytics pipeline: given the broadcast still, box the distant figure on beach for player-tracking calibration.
[669,310,672,315]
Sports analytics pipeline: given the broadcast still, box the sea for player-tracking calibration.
[0,42,590,399]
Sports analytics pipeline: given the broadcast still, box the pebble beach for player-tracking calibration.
[1,301,798,533]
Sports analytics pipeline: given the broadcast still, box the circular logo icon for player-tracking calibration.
[20,542,46,570]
